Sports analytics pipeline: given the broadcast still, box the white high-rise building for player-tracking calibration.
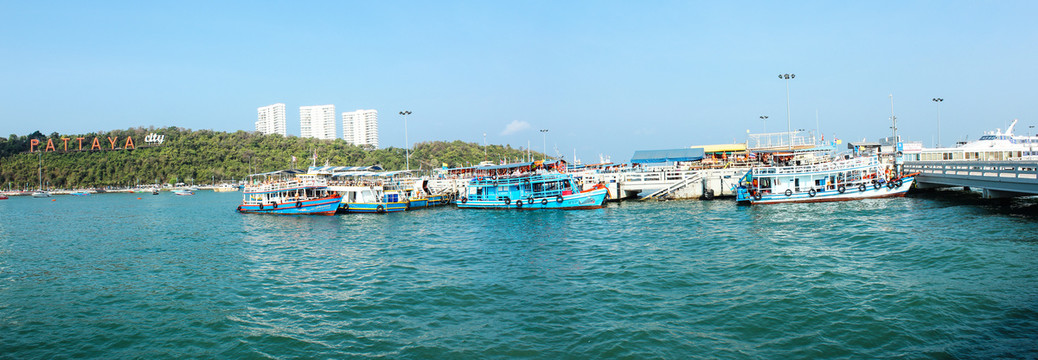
[342,109,379,149]
[256,103,287,136]
[300,105,337,140]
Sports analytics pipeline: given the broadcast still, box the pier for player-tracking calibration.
[904,160,1038,199]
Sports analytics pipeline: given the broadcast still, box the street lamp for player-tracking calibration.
[540,129,549,161]
[932,98,943,148]
[778,74,795,149]
[760,115,768,133]
[399,111,412,170]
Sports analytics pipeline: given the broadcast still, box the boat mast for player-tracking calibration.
[890,94,900,176]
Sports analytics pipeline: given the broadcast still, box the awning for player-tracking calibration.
[630,148,705,164]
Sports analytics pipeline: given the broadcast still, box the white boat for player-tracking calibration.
[31,191,50,198]
[173,189,194,196]
[918,119,1038,161]
[735,155,915,205]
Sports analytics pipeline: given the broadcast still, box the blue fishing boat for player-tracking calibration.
[237,170,342,215]
[458,172,608,210]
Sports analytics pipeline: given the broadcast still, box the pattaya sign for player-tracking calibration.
[29,133,164,152]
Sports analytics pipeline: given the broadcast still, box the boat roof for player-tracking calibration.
[308,165,384,173]
[692,143,747,153]
[630,148,704,164]
[248,169,307,177]
[446,159,567,172]
[329,170,413,177]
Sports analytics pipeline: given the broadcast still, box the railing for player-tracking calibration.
[640,173,703,200]
[904,161,1038,180]
[753,157,878,176]
[244,178,328,193]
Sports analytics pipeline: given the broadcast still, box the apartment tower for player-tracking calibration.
[255,103,287,136]
[300,105,337,140]
[342,109,379,149]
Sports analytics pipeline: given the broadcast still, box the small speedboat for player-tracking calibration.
[173,190,194,196]
[0,194,8,200]
[32,191,50,198]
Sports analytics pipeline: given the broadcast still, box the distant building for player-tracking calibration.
[300,105,337,140]
[342,109,379,149]
[256,103,287,136]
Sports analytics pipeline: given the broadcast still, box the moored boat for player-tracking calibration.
[173,189,194,196]
[735,155,915,205]
[458,172,608,210]
[237,170,341,215]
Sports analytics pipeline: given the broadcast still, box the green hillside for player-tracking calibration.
[0,127,542,189]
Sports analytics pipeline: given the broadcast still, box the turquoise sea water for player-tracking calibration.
[1,191,1037,358]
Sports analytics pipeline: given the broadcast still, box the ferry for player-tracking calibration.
[918,119,1038,161]
[237,170,342,215]
[458,172,608,210]
[735,155,916,205]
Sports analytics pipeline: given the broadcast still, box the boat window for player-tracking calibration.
[980,135,996,140]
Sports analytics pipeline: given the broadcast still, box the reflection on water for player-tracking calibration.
[0,191,1036,358]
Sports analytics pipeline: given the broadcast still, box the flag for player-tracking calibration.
[292,156,297,162]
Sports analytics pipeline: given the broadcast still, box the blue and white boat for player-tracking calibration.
[735,155,916,205]
[458,172,608,210]
[237,170,342,215]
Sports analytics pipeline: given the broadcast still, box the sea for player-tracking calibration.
[1,191,1037,359]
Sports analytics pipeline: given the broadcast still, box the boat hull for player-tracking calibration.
[340,202,408,213]
[237,196,342,215]
[457,188,608,210]
[739,177,915,205]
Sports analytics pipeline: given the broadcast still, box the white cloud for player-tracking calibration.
[500,120,531,135]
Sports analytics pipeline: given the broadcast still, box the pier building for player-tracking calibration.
[256,103,287,136]
[300,105,337,140]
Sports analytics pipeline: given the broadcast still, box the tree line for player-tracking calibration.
[0,127,543,190]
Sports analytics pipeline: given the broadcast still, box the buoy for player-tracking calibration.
[137,197,142,200]
[51,199,56,201]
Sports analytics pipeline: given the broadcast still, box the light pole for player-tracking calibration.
[778,74,795,149]
[540,129,549,161]
[760,115,768,133]
[1030,125,1035,156]
[399,111,412,170]
[932,98,943,148]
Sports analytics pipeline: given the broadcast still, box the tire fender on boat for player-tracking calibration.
[527,197,534,205]
[272,202,278,209]
[236,205,242,212]
[837,185,846,194]
[556,195,564,203]
[296,201,302,208]
[376,205,385,213]
[515,200,523,209]
[873,182,881,190]
[461,197,468,204]
[342,203,349,211]
[541,198,548,206]
[895,179,904,188]
[753,192,763,201]
[784,189,792,197]
[859,184,866,192]
[503,197,511,205]
[808,189,816,197]
[259,204,264,210]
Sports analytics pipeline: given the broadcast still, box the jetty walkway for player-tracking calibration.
[904,160,1038,199]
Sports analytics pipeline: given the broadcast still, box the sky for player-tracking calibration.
[2,1,1037,163]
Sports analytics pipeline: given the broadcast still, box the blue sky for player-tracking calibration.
[2,1,1036,162]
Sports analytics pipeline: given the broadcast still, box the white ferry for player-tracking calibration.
[735,155,916,205]
[918,119,1038,161]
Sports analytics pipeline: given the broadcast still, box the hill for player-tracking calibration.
[0,127,543,189]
